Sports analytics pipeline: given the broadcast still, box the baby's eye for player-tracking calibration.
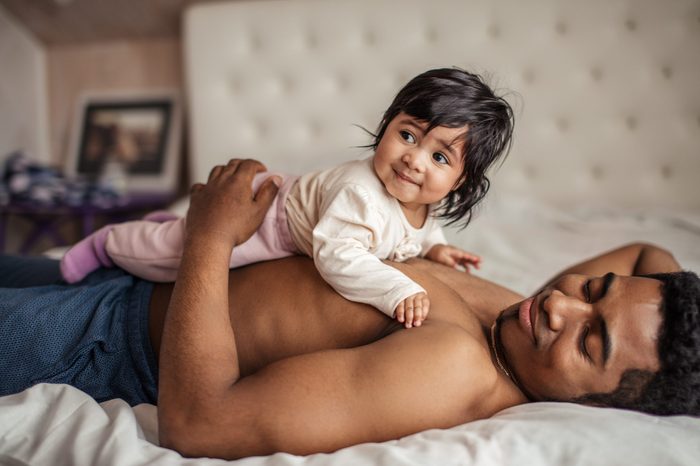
[432,153,448,164]
[400,130,415,144]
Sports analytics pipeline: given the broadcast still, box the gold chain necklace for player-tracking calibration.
[490,321,511,378]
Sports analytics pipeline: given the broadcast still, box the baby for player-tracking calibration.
[61,67,514,328]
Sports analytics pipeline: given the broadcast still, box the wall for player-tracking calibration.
[47,37,184,166]
[0,3,49,163]
[1,30,184,253]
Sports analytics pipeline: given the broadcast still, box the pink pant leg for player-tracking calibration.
[106,172,299,282]
[106,218,187,282]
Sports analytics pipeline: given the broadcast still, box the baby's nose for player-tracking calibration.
[402,150,425,171]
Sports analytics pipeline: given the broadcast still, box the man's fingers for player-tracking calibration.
[208,165,224,182]
[255,176,282,206]
[232,158,267,178]
[190,183,205,194]
[210,159,266,182]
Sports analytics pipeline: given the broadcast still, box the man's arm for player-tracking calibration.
[157,160,492,459]
[157,159,280,454]
[539,242,681,289]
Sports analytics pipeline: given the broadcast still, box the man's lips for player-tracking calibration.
[519,297,536,344]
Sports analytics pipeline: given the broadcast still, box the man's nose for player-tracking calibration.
[402,150,426,172]
[544,290,593,332]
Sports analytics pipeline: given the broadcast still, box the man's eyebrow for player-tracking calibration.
[601,272,615,298]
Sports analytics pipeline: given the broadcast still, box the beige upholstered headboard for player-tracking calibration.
[183,0,700,210]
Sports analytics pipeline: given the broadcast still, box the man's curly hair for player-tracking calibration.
[573,271,700,416]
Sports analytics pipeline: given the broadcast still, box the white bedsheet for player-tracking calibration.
[451,196,700,295]
[2,199,700,465]
[2,384,700,466]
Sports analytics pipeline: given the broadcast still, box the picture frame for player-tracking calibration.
[65,90,182,195]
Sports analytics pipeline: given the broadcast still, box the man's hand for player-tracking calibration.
[425,244,482,272]
[185,159,281,248]
[395,292,430,328]
[160,158,280,453]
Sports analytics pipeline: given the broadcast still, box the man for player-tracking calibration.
[154,159,699,458]
[1,159,698,459]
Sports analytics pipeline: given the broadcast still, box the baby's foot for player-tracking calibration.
[60,226,114,283]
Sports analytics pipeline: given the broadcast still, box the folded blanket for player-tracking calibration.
[1,151,127,208]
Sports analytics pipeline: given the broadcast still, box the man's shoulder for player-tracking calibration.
[430,323,493,362]
[382,323,504,419]
[392,323,498,384]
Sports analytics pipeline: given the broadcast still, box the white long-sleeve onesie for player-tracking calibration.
[91,157,447,318]
[286,157,447,317]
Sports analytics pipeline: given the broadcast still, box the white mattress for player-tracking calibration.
[2,383,700,466]
[2,198,699,466]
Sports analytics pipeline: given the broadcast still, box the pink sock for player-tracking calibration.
[60,225,115,283]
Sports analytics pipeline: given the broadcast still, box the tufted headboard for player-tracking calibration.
[183,0,700,211]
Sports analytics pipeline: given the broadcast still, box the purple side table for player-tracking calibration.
[0,194,175,255]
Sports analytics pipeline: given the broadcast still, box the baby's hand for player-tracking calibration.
[395,292,430,328]
[426,244,482,272]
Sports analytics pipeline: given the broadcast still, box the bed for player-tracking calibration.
[2,0,700,464]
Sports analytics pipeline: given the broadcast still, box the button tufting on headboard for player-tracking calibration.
[184,0,700,210]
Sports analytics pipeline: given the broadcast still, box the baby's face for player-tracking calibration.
[373,113,467,212]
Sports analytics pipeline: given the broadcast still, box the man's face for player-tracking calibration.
[496,273,663,401]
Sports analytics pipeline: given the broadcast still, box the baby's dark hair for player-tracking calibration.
[572,271,700,416]
[369,67,514,229]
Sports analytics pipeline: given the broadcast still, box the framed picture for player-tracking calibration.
[65,90,182,195]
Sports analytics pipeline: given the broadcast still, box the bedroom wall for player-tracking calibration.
[47,38,184,166]
[0,2,187,254]
[0,4,50,163]
[0,5,51,253]
[1,6,185,169]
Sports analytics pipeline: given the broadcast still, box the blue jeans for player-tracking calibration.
[0,255,158,405]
